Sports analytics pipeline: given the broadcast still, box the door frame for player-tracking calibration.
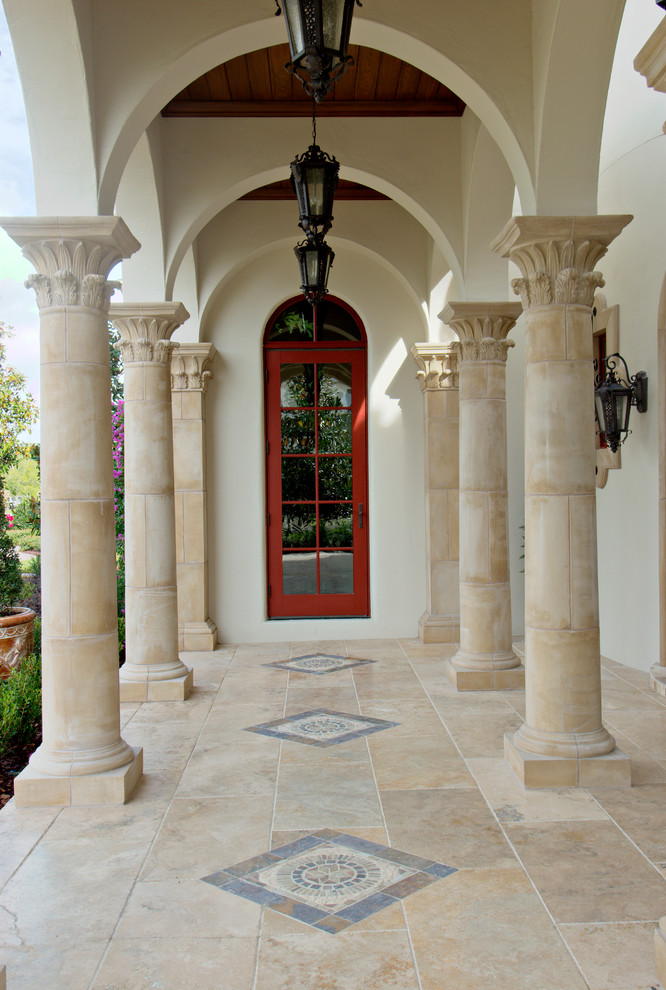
[264,297,369,618]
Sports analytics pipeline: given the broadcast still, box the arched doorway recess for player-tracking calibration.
[264,296,369,618]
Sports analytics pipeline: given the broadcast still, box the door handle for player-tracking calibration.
[358,503,364,529]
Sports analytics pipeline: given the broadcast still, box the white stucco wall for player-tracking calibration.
[204,247,428,643]
[596,0,666,668]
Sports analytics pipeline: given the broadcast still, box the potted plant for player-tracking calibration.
[0,490,35,680]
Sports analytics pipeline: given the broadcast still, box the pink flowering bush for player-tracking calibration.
[5,514,13,529]
[111,400,125,620]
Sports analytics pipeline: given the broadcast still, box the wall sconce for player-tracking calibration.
[594,353,648,453]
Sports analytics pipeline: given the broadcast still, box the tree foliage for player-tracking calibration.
[0,324,38,477]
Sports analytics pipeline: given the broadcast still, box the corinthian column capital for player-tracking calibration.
[1,216,140,314]
[491,215,632,309]
[110,302,189,364]
[410,343,459,390]
[441,302,521,362]
[171,343,216,392]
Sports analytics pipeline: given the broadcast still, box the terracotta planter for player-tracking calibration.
[0,607,36,680]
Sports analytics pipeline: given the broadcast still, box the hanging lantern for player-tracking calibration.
[290,140,339,237]
[294,235,334,304]
[594,353,648,453]
[275,0,363,102]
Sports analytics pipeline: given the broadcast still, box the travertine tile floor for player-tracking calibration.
[1,639,666,989]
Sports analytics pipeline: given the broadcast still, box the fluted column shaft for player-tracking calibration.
[111,303,193,701]
[0,217,143,806]
[171,343,218,651]
[411,344,460,644]
[443,303,523,691]
[493,215,632,787]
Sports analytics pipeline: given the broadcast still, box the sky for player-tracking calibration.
[1,9,40,440]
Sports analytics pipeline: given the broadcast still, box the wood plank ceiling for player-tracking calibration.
[162,44,465,118]
[162,44,465,200]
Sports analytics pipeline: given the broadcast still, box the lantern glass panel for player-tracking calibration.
[322,0,345,50]
[306,246,320,285]
[306,166,326,216]
[284,0,306,59]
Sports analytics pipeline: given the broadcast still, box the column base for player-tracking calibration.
[504,732,631,788]
[120,667,193,702]
[0,964,5,990]
[180,618,218,652]
[418,611,460,644]
[445,658,524,691]
[13,747,143,807]
[650,663,666,697]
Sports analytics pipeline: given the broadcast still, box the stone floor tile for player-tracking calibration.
[115,878,262,939]
[468,757,610,822]
[274,763,384,830]
[279,736,371,766]
[0,803,59,888]
[589,783,666,861]
[120,721,201,773]
[606,729,666,784]
[558,921,659,990]
[140,795,274,881]
[601,675,666,712]
[254,931,420,990]
[289,639,350,655]
[398,639,457,660]
[381,787,515,868]
[406,867,588,990]
[175,740,279,797]
[122,685,217,726]
[505,820,666,922]
[440,711,524,757]
[284,688,360,715]
[368,733,473,789]
[92,935,258,989]
[604,711,666,762]
[0,839,143,944]
[429,690,517,716]
[360,700,447,737]
[0,940,107,990]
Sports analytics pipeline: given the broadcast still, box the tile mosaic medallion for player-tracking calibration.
[202,829,457,933]
[244,709,399,747]
[264,653,375,674]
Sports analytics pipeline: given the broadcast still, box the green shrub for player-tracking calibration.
[0,652,42,757]
[11,530,40,552]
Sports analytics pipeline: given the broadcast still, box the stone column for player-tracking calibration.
[171,343,218,651]
[442,303,523,690]
[410,344,460,644]
[111,303,193,701]
[0,217,143,806]
[492,215,632,787]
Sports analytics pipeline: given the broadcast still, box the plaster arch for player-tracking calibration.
[4,0,98,214]
[194,198,434,322]
[198,234,430,343]
[89,12,537,215]
[532,0,626,213]
[159,136,465,301]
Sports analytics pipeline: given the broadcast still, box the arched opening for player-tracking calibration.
[264,295,369,617]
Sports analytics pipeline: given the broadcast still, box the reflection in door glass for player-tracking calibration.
[319,503,353,547]
[318,364,351,407]
[281,457,316,501]
[281,411,315,454]
[281,364,315,407]
[283,552,317,595]
[320,550,354,594]
[318,410,351,454]
[282,504,316,549]
[319,456,352,500]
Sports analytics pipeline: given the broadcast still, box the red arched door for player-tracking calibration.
[264,297,369,618]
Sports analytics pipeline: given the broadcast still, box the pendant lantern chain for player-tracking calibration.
[312,97,317,147]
